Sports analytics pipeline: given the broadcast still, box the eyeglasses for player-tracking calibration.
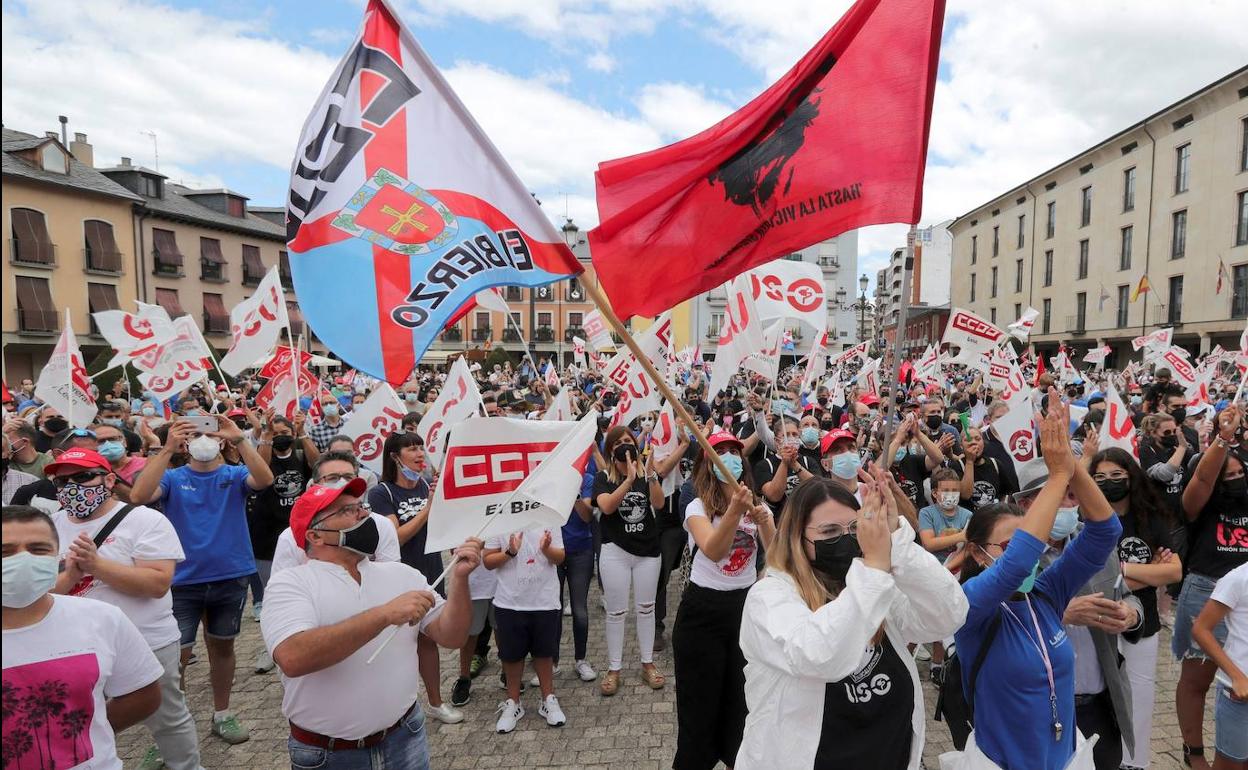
[1091,472,1129,482]
[804,521,857,543]
[310,503,367,528]
[980,539,1011,553]
[52,470,108,488]
[316,472,357,484]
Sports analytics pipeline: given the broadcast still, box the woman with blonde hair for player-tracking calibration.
[736,466,967,770]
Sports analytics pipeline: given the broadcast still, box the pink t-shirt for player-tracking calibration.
[113,455,147,485]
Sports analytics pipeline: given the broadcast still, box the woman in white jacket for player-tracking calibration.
[736,470,968,770]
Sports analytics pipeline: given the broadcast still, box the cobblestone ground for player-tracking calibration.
[118,578,1213,769]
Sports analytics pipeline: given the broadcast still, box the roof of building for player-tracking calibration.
[2,128,142,202]
[139,183,285,240]
[951,65,1248,228]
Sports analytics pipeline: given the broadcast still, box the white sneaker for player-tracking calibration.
[574,660,597,682]
[251,602,262,622]
[529,666,560,688]
[914,645,932,662]
[426,703,464,725]
[562,600,572,617]
[495,699,524,733]
[253,650,275,673]
[538,694,566,727]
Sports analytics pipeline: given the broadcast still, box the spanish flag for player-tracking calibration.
[1130,274,1151,303]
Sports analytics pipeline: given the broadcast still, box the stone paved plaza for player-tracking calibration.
[117,578,1213,769]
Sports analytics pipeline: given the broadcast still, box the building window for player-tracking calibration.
[1242,118,1248,172]
[1120,226,1133,270]
[1123,167,1136,212]
[990,307,997,324]
[9,208,55,265]
[1169,275,1183,324]
[568,311,583,328]
[1080,186,1092,227]
[1171,210,1187,259]
[566,277,584,301]
[1042,299,1051,334]
[151,228,184,275]
[1014,303,1021,321]
[202,292,229,333]
[1175,143,1191,194]
[83,220,122,272]
[14,275,58,332]
[1074,293,1086,332]
[473,312,490,341]
[971,235,977,264]
[278,250,292,288]
[1046,201,1056,239]
[199,237,225,281]
[969,273,976,302]
[538,312,552,327]
[1237,191,1248,247]
[1116,285,1130,328]
[992,225,999,257]
[241,245,265,285]
[142,176,162,198]
[1077,239,1089,279]
[154,287,185,318]
[1232,265,1248,319]
[1043,250,1053,287]
[1017,214,1025,249]
[227,198,245,218]
[709,312,724,337]
[990,266,998,298]
[1015,259,1023,293]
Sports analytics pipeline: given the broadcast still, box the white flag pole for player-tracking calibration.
[65,309,73,409]
[506,312,538,371]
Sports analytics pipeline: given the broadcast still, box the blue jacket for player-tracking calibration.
[954,515,1122,770]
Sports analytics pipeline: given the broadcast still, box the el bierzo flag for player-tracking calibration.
[286,0,582,384]
[588,0,945,319]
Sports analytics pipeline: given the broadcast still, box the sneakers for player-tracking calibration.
[495,699,524,733]
[469,654,488,679]
[574,660,598,682]
[528,665,560,688]
[251,602,262,622]
[929,663,944,686]
[500,669,525,692]
[253,649,275,674]
[914,644,932,662]
[450,676,472,707]
[425,703,464,724]
[138,745,163,770]
[538,694,566,727]
[211,714,250,745]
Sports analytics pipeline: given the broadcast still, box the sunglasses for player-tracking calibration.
[52,470,108,488]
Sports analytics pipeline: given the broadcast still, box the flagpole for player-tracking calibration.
[880,225,917,455]
[65,309,73,417]
[581,279,742,489]
[506,312,538,373]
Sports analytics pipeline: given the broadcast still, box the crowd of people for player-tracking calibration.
[2,350,1246,770]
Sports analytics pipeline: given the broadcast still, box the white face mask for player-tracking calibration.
[938,491,960,510]
[2,552,58,608]
[188,435,221,462]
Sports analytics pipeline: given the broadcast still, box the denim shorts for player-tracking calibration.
[1215,684,1248,761]
[172,576,250,647]
[288,708,429,770]
[1171,572,1229,661]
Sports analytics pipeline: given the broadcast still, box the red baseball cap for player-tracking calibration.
[859,393,881,407]
[820,429,855,455]
[226,408,247,418]
[706,430,743,453]
[289,477,368,548]
[43,448,112,476]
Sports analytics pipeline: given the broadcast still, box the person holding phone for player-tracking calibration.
[593,426,666,696]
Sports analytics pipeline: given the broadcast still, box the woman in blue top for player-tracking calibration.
[954,391,1122,770]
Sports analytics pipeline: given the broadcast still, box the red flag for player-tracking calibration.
[1032,354,1047,388]
[588,0,945,319]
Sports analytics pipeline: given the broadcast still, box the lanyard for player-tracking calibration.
[1000,596,1064,742]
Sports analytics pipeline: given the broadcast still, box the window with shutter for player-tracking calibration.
[151,229,184,274]
[242,245,265,284]
[84,220,122,272]
[10,208,55,265]
[155,288,185,317]
[14,276,58,331]
[203,293,229,333]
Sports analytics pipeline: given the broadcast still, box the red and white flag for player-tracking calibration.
[746,259,828,333]
[857,356,881,396]
[943,308,1006,364]
[588,0,945,319]
[136,317,217,400]
[800,331,830,393]
[342,385,406,473]
[832,341,869,368]
[992,389,1037,475]
[93,302,175,369]
[603,313,673,428]
[743,320,784,383]
[1101,382,1138,459]
[1083,345,1112,367]
[35,311,97,428]
[1007,307,1039,342]
[583,308,614,352]
[708,278,764,400]
[542,387,575,422]
[418,356,484,470]
[1131,327,1172,353]
[649,402,684,496]
[424,413,595,552]
[1159,346,1197,389]
[571,336,588,369]
[220,266,289,376]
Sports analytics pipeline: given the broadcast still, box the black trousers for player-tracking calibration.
[654,524,687,635]
[1075,689,1122,770]
[672,583,750,770]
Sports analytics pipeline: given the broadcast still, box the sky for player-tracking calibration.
[3,0,1245,295]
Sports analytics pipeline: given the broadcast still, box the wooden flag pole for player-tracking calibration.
[879,225,917,456]
[581,279,742,491]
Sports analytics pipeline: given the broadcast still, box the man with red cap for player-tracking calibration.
[261,478,482,768]
[44,448,202,770]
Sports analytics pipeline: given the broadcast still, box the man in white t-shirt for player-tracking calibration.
[3,504,164,770]
[261,478,481,767]
[44,448,202,770]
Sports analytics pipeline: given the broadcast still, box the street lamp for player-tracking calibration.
[835,273,874,348]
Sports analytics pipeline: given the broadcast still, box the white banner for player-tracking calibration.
[1131,327,1173,352]
[857,356,881,396]
[135,317,217,400]
[343,385,406,474]
[1158,346,1197,388]
[603,312,673,428]
[1083,346,1111,365]
[649,402,683,497]
[708,278,763,401]
[473,287,510,314]
[943,307,1006,364]
[1007,307,1039,342]
[542,387,575,421]
[93,303,174,368]
[418,356,485,470]
[220,266,289,376]
[1101,382,1138,459]
[35,312,97,428]
[832,341,869,368]
[992,389,1037,476]
[583,308,614,352]
[800,331,830,394]
[743,320,783,383]
[745,259,827,333]
[424,415,590,553]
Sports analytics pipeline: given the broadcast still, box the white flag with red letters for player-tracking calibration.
[35,311,97,428]
[418,356,484,470]
[342,385,406,474]
[220,267,289,376]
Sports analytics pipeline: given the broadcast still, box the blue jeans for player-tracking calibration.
[558,547,593,663]
[172,576,250,647]
[287,708,430,770]
[1172,572,1229,661]
[1216,684,1248,761]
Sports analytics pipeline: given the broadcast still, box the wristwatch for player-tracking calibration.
[504,547,517,558]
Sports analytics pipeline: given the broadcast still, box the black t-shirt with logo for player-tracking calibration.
[593,472,660,557]
[1138,440,1189,521]
[752,452,822,518]
[1116,508,1174,638]
[947,457,1004,512]
[815,640,914,769]
[891,449,930,509]
[1186,489,1248,580]
[248,451,310,560]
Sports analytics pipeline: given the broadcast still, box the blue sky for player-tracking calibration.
[3,0,1244,290]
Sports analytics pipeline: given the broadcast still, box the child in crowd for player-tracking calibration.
[917,466,974,683]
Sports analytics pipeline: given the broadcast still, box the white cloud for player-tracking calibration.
[585,51,617,73]
[634,83,734,141]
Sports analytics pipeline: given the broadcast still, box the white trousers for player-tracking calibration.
[1120,632,1159,768]
[599,542,661,670]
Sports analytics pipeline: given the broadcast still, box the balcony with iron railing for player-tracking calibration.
[535,327,555,342]
[14,306,58,334]
[817,256,840,269]
[152,249,183,277]
[564,326,584,342]
[200,259,227,283]
[1065,315,1086,336]
[84,248,123,275]
[441,327,462,342]
[1152,303,1181,326]
[472,327,492,342]
[10,239,56,267]
[502,327,522,342]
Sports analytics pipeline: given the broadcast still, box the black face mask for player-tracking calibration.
[809,535,862,583]
[817,396,828,406]
[314,514,380,557]
[925,415,943,432]
[43,417,68,434]
[1169,407,1187,424]
[1096,478,1130,503]
[1221,477,1248,500]
[272,435,295,453]
[1159,434,1179,449]
[613,443,637,463]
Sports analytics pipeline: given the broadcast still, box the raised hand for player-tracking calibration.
[452,538,483,577]
[539,530,553,552]
[1217,404,1241,442]
[726,484,753,519]
[209,413,245,442]
[507,532,524,554]
[857,479,891,573]
[1039,388,1074,476]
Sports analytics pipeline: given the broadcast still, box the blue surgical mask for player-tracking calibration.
[800,427,820,448]
[323,404,340,417]
[830,451,861,480]
[184,409,200,416]
[1049,506,1080,540]
[400,465,424,483]
[984,548,1040,594]
[713,453,744,482]
[895,448,907,462]
[141,405,157,417]
[97,441,126,461]
[101,418,125,429]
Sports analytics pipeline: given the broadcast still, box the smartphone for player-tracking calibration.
[179,415,218,434]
